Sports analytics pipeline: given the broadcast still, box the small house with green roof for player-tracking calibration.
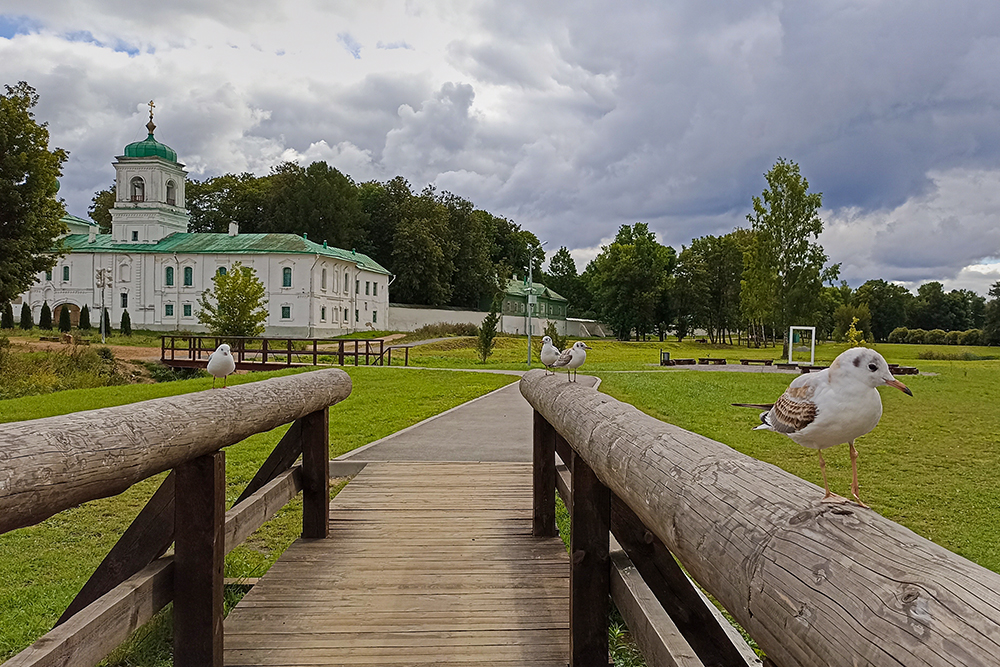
[19,110,390,336]
[495,278,568,335]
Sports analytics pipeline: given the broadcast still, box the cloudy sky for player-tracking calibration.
[3,0,1000,295]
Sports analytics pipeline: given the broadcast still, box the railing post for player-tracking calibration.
[570,450,610,667]
[301,407,330,538]
[262,337,268,363]
[173,451,225,667]
[533,410,557,537]
[338,340,344,365]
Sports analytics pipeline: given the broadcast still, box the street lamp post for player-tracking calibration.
[95,267,112,344]
[526,240,548,365]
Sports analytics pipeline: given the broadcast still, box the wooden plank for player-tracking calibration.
[232,420,303,506]
[175,452,226,667]
[533,410,557,537]
[569,451,610,667]
[301,407,330,539]
[57,471,175,625]
[520,369,1000,667]
[0,368,352,533]
[224,462,570,666]
[609,536,705,667]
[225,467,303,553]
[3,559,173,667]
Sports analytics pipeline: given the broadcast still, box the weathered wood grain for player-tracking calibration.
[569,450,610,667]
[0,368,351,533]
[223,461,570,666]
[521,369,1000,667]
[533,410,557,537]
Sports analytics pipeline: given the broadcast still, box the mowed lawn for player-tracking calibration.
[0,366,516,661]
[594,360,1000,572]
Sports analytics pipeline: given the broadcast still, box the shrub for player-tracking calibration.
[945,330,962,345]
[475,310,500,363]
[905,328,926,344]
[39,301,52,330]
[960,329,982,346]
[19,303,33,329]
[887,327,909,343]
[79,304,92,330]
[1,303,13,329]
[918,350,995,361]
[924,329,947,345]
[58,306,71,332]
[543,321,566,353]
[102,308,112,336]
[413,322,479,339]
[120,310,132,336]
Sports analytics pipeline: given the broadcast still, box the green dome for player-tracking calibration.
[124,132,178,162]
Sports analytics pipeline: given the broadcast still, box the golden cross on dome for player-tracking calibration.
[148,100,155,121]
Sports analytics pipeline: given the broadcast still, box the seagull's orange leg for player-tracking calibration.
[818,450,848,504]
[849,440,869,508]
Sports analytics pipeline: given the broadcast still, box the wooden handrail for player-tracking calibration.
[521,369,1000,667]
[0,368,351,534]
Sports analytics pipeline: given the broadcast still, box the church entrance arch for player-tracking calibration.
[53,303,81,327]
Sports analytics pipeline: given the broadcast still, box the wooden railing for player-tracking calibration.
[0,368,354,667]
[521,369,1000,667]
[160,335,401,370]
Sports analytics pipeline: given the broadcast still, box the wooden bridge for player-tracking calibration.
[3,369,1000,666]
[160,334,409,370]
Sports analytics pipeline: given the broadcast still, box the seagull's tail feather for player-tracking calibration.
[731,403,774,409]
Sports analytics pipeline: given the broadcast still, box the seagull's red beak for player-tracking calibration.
[885,378,913,396]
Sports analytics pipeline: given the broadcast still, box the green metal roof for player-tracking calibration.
[62,213,96,227]
[504,278,567,302]
[124,133,178,162]
[59,233,391,275]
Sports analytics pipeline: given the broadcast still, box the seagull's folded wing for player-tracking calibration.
[765,391,818,433]
[552,349,574,367]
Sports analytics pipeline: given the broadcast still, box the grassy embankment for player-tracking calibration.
[0,366,516,663]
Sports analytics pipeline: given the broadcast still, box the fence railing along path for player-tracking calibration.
[520,368,1000,667]
[160,334,407,370]
[0,368,352,667]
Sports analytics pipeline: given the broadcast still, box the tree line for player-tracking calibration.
[91,164,543,310]
[542,159,1000,347]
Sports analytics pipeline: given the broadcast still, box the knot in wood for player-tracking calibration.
[789,509,818,525]
[572,549,586,565]
[643,530,655,544]
[901,589,920,604]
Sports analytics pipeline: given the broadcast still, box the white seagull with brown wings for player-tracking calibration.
[734,347,912,507]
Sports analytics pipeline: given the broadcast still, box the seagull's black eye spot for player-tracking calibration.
[868,363,878,372]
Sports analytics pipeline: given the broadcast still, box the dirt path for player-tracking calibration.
[11,339,162,362]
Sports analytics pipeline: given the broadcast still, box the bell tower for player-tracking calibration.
[110,101,190,244]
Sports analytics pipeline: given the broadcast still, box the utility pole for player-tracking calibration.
[526,240,548,365]
[95,267,112,344]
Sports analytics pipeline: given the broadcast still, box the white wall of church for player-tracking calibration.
[21,251,390,337]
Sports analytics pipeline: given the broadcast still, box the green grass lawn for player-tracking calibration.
[0,366,516,661]
[593,361,1000,572]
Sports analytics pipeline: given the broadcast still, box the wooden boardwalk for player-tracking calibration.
[224,461,570,666]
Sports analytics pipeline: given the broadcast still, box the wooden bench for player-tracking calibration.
[774,362,799,370]
[673,358,697,365]
[894,366,919,375]
[739,359,773,366]
[698,358,727,365]
[39,336,61,342]
[798,365,829,374]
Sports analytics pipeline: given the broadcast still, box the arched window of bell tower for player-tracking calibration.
[130,177,145,202]
[166,180,176,206]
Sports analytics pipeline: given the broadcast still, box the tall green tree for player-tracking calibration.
[584,223,676,340]
[120,309,132,336]
[58,304,71,332]
[19,302,32,329]
[742,158,835,355]
[910,281,952,331]
[186,172,273,234]
[545,247,588,316]
[89,185,115,233]
[1,302,13,329]
[677,234,743,343]
[983,281,1000,346]
[0,82,68,304]
[197,262,269,336]
[854,279,912,342]
[79,303,91,330]
[38,301,52,329]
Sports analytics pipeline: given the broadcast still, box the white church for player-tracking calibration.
[18,111,391,336]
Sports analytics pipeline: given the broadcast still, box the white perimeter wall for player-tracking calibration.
[388,304,609,338]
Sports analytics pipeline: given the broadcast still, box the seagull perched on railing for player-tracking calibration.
[539,336,561,374]
[207,343,236,388]
[733,347,912,507]
[552,341,592,382]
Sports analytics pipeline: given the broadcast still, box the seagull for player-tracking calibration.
[552,341,592,382]
[539,336,561,374]
[733,347,912,507]
[207,343,236,388]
